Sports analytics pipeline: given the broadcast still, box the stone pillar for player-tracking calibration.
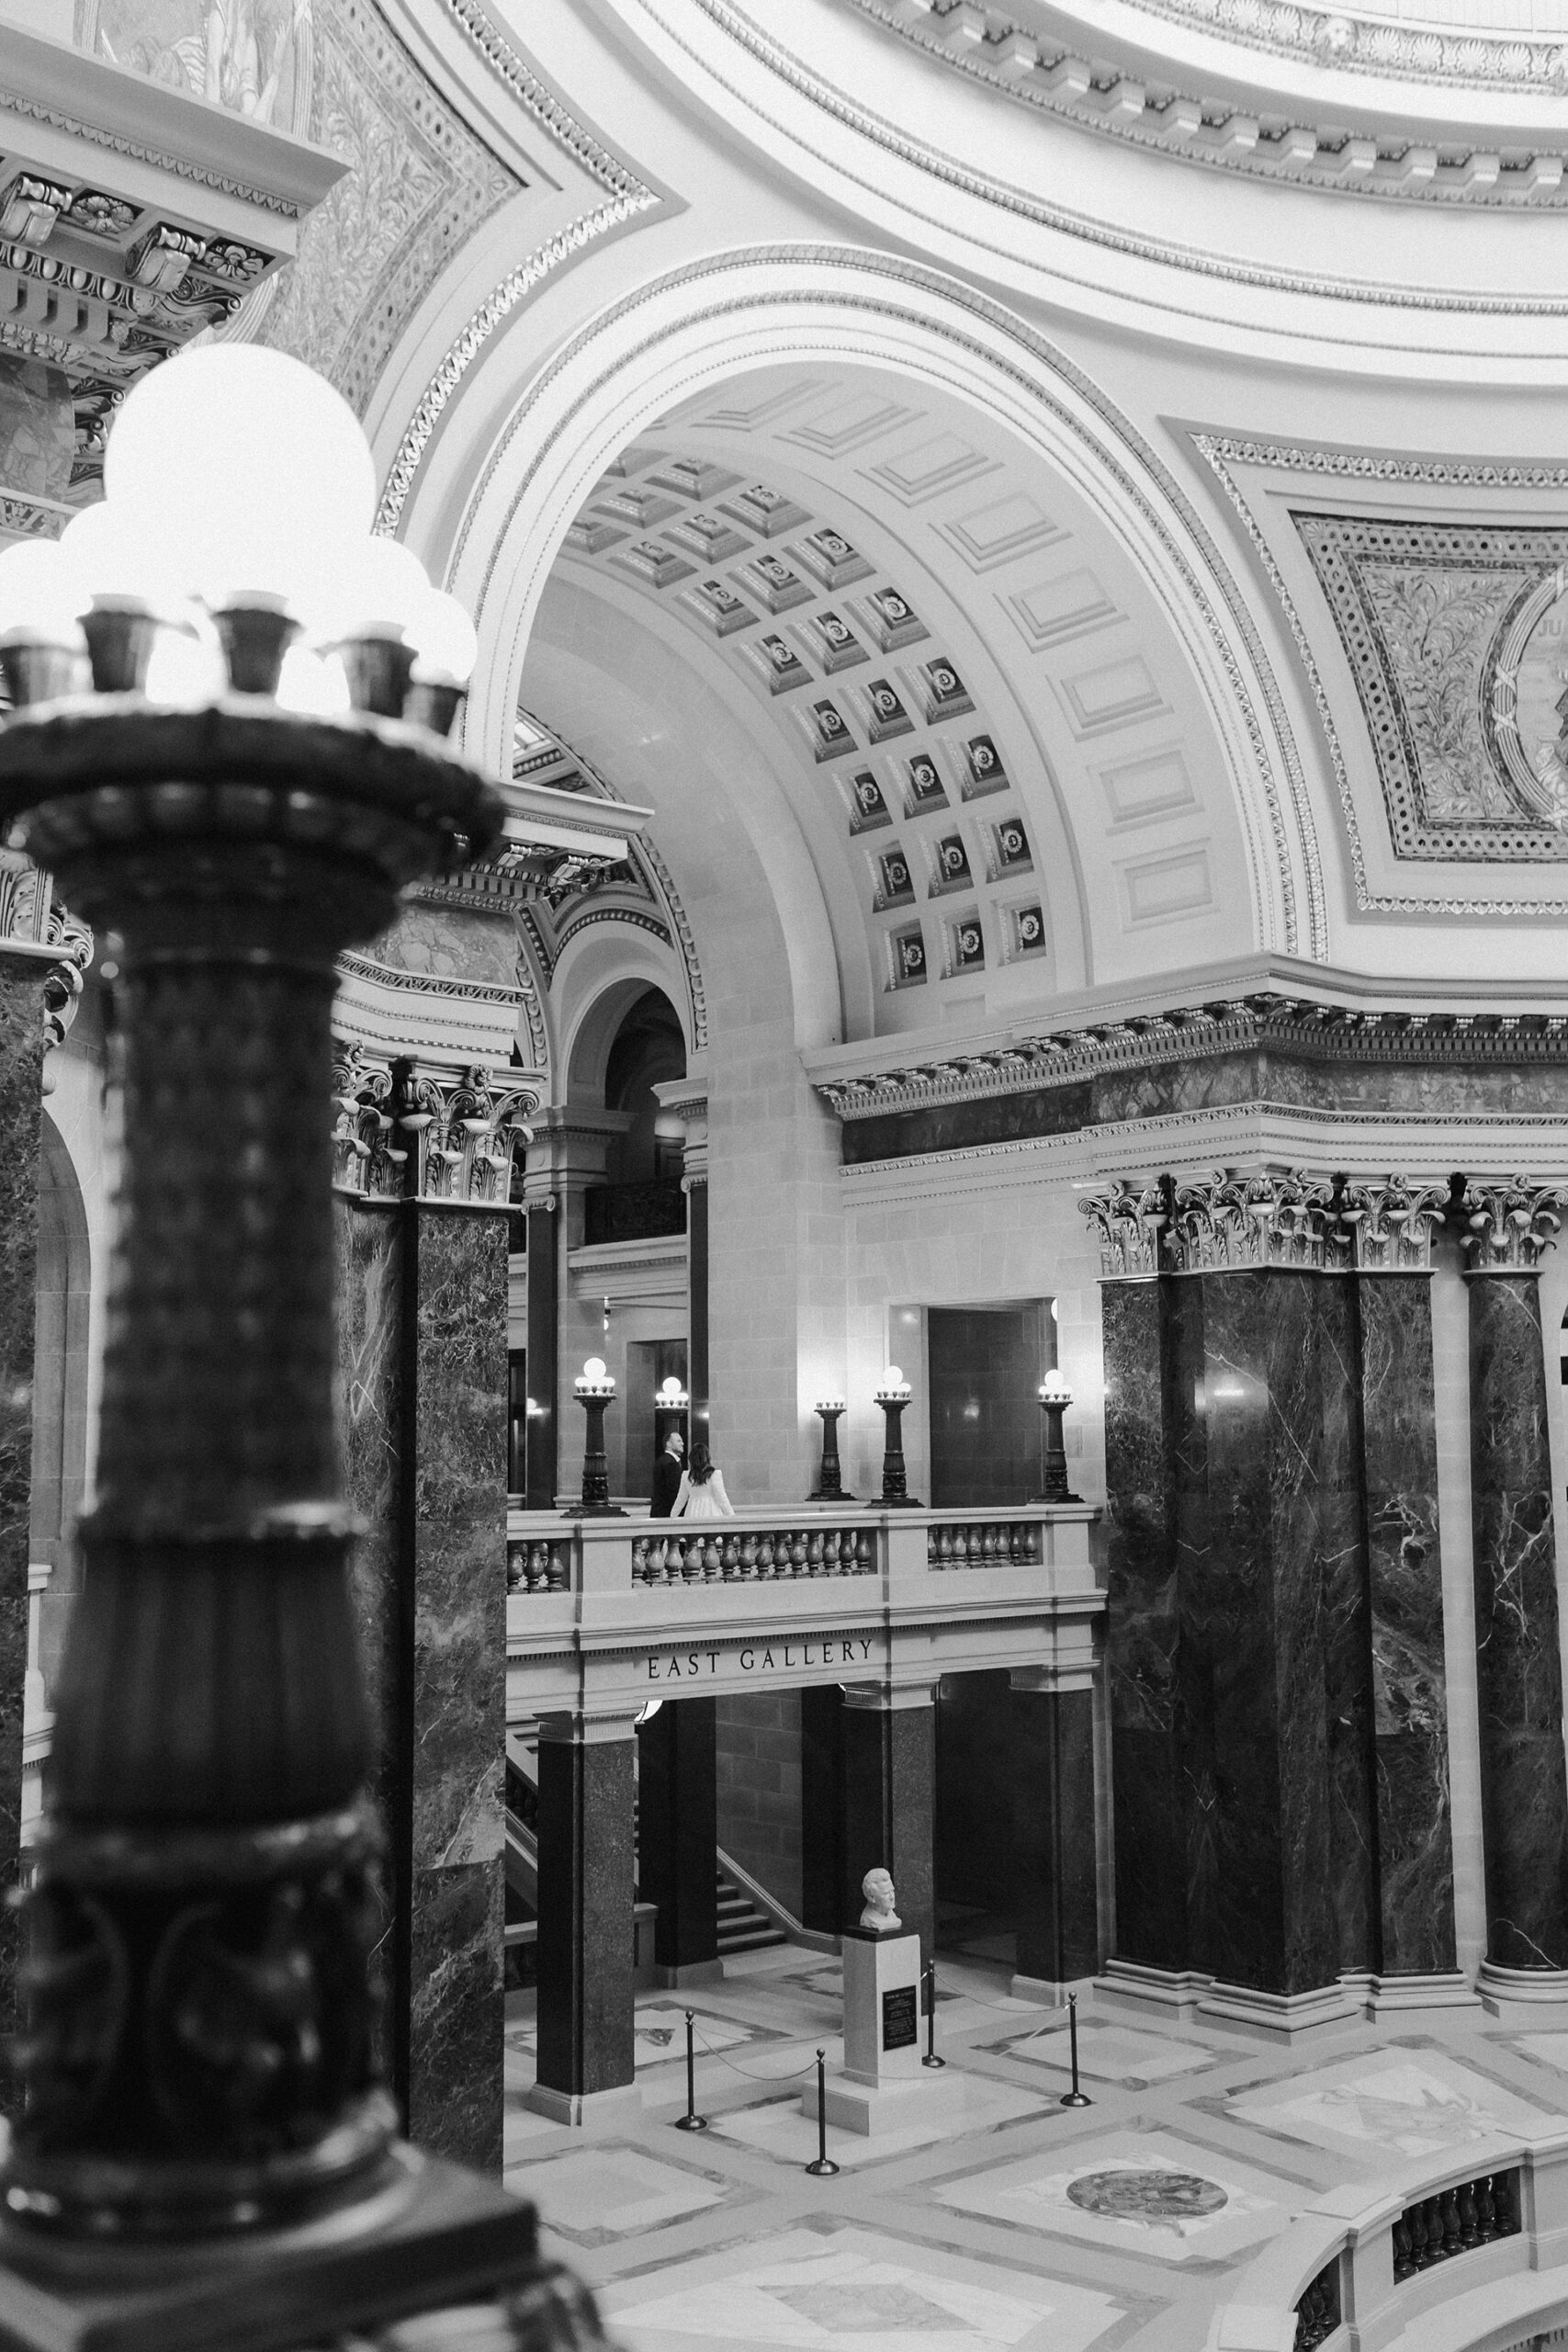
[523,1178,559,1510]
[333,1054,522,2168]
[1347,1183,1459,1988]
[1010,1673,1099,1998]
[531,1713,639,2126]
[1462,1181,1568,1996]
[840,1685,935,1965]
[800,1683,845,1937]
[1092,1194,1191,1985]
[637,1694,720,1984]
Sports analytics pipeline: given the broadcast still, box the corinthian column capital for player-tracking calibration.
[1164,1167,1339,1273]
[1461,1175,1568,1272]
[332,1045,537,1206]
[1337,1176,1449,1272]
[1077,1179,1167,1279]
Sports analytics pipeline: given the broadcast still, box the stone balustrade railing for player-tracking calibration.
[1210,2128,1568,2352]
[506,1505,1082,1599]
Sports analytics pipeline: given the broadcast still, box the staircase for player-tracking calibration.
[716,1860,787,1955]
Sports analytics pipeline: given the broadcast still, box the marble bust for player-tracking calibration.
[859,1867,901,1934]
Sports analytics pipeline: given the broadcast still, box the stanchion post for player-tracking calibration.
[674,2008,709,2132]
[1060,1989,1092,2108]
[805,2049,840,2177]
[922,1961,945,2069]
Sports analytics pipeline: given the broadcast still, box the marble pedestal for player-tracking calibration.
[804,1928,953,2134]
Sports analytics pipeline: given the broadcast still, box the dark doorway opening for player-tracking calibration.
[927,1302,1054,1507]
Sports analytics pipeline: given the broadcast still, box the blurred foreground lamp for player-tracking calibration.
[1035,1370,1079,1503]
[872,1367,919,1510]
[571,1356,624,1519]
[0,347,572,2349]
[809,1396,852,1504]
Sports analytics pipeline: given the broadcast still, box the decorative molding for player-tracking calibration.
[815,990,1568,1124]
[1202,438,1568,492]
[1193,435,1568,920]
[375,197,654,534]
[1078,1178,1167,1277]
[435,0,657,198]
[840,0,1568,207]
[1056,0,1568,90]
[1295,512,1568,862]
[1460,1173,1568,1269]
[671,5,1568,313]
[1165,1166,1337,1272]
[463,248,1323,958]
[331,1043,536,1204]
[1339,1175,1450,1270]
[0,92,306,217]
[336,947,525,1009]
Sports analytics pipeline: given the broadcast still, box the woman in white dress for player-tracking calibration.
[671,1442,735,1519]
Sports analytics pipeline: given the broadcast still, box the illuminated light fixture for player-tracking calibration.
[571,1357,623,1520]
[872,1366,919,1509]
[0,343,478,731]
[1035,1372,1080,1504]
[656,1373,690,1410]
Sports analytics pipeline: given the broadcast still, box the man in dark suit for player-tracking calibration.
[651,1429,684,1517]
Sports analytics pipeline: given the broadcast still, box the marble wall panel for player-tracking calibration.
[0,957,45,2065]
[1468,1273,1568,1970]
[1101,1281,1187,1970]
[1311,1277,1377,1979]
[1358,1276,1456,1974]
[410,1206,507,2169]
[1183,1273,1341,1995]
[1013,1687,1099,1986]
[841,1702,935,1964]
[333,1198,402,2081]
[1168,1275,1216,1972]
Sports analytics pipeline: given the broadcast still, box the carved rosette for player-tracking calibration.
[1461,1175,1568,1271]
[333,1045,536,1204]
[1078,1180,1167,1279]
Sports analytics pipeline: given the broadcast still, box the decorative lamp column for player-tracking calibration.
[572,1358,625,1517]
[872,1369,920,1508]
[653,1372,689,1455]
[0,346,569,2342]
[1034,1371,1080,1503]
[811,1397,852,1502]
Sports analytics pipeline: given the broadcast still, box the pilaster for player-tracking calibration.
[530,1711,639,2125]
[1462,1180,1568,1985]
[839,1682,936,1967]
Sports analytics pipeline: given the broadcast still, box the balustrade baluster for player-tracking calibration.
[1392,2216,1414,2281]
[981,1523,998,1563]
[1493,2172,1519,2235]
[1476,2177,1496,2241]
[506,1545,522,1594]
[1457,2178,1480,2249]
[546,1543,570,1593]
[739,1532,759,1579]
[926,1528,938,1566]
[790,1531,809,1576]
[1438,2188,1461,2256]
[937,1525,953,1566]
[528,1541,548,1593]
[856,1529,874,1573]
[757,1532,776,1577]
[1406,2200,1428,2269]
[702,1533,721,1580]
[631,1536,649,1585]
[1421,2197,1444,2262]
[720,1532,739,1579]
[807,1530,825,1576]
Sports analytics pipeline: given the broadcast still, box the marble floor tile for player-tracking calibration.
[509,2003,771,2075]
[1224,2052,1563,2160]
[1509,2030,1568,2077]
[705,2072,1041,2169]
[931,2132,1297,2265]
[988,2022,1220,2086]
[599,2223,1124,2352]
[506,2144,730,2241]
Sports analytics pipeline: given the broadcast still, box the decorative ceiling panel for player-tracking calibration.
[1295,511,1568,863]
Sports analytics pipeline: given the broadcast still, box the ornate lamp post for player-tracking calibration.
[571,1357,624,1516]
[1035,1370,1079,1503]
[873,1368,920,1508]
[0,346,576,2345]
[810,1396,852,1501]
[653,1371,689,1454]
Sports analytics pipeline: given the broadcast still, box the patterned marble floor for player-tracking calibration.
[502,1951,1568,2351]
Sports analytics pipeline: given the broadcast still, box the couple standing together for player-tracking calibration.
[651,1429,735,1519]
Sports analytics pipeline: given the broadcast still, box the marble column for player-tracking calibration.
[1010,1676,1099,1996]
[523,1182,558,1510]
[1098,1270,1188,1973]
[800,1683,845,1938]
[408,1205,508,2169]
[840,1687,935,1964]
[0,941,50,2070]
[531,1715,638,2125]
[1463,1182,1568,1982]
[1353,1234,1457,1979]
[333,1192,508,2170]
[637,1694,720,1983]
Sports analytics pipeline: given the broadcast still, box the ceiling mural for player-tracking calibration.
[556,444,1052,1007]
[1296,513,1568,862]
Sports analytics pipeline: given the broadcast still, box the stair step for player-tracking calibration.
[719,1924,788,1952]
